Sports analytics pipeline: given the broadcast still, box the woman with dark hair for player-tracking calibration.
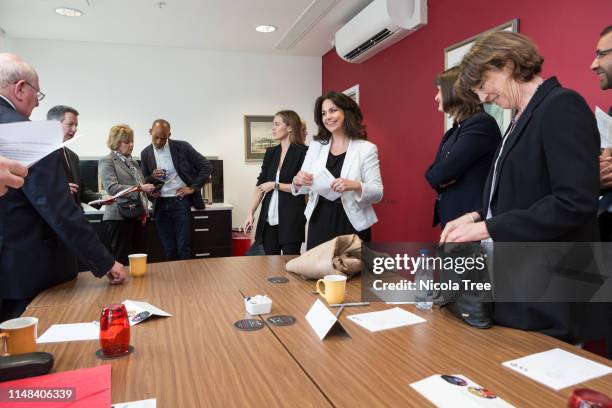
[440,31,605,345]
[426,66,501,229]
[243,110,307,254]
[292,91,383,249]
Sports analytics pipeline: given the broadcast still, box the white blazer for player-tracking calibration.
[292,139,383,231]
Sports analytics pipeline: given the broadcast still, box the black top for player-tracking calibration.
[425,111,501,228]
[0,98,115,300]
[254,143,308,245]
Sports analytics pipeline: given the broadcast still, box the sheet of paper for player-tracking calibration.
[37,322,99,343]
[502,348,612,391]
[312,168,341,201]
[122,300,172,326]
[0,120,82,167]
[87,185,138,206]
[112,398,157,408]
[0,364,111,408]
[596,106,612,148]
[305,299,338,340]
[410,374,515,407]
[347,307,425,332]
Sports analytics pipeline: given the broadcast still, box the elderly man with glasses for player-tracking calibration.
[0,53,126,322]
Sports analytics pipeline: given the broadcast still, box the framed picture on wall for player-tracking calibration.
[443,19,519,132]
[343,84,360,104]
[244,115,277,162]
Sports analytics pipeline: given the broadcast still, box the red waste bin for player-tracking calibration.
[232,229,252,257]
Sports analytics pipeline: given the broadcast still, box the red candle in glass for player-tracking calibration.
[99,304,130,357]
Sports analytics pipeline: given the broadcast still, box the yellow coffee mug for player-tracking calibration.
[316,275,347,304]
[0,317,38,356]
[128,253,148,277]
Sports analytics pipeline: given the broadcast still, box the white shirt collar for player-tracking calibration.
[153,142,169,152]
[0,95,17,111]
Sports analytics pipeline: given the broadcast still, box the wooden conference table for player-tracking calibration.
[26,256,612,407]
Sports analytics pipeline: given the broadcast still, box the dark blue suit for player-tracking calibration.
[426,111,501,228]
[0,98,114,320]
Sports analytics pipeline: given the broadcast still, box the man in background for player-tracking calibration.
[140,119,211,260]
[0,53,125,321]
[47,105,102,206]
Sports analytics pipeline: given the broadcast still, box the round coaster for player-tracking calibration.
[267,276,289,284]
[95,345,134,360]
[267,315,296,326]
[234,319,265,331]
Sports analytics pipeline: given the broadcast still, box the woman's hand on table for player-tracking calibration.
[106,261,126,285]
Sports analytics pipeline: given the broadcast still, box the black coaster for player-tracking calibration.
[95,345,134,360]
[267,276,289,284]
[267,315,296,327]
[234,319,265,331]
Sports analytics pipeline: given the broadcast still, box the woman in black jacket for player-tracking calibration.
[426,66,501,229]
[243,110,307,255]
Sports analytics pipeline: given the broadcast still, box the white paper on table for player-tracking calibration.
[0,120,83,167]
[502,348,612,391]
[122,300,172,326]
[305,299,339,340]
[596,106,612,148]
[312,168,341,201]
[347,307,425,332]
[112,398,156,408]
[410,374,515,407]
[37,322,98,343]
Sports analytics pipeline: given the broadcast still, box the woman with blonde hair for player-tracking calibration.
[99,124,156,264]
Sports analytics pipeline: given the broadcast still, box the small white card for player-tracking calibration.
[37,322,98,343]
[502,348,612,391]
[122,300,172,326]
[112,398,156,408]
[411,374,515,407]
[312,168,341,201]
[305,299,348,340]
[347,307,425,332]
[596,106,612,148]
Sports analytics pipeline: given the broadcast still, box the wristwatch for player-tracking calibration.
[274,183,279,191]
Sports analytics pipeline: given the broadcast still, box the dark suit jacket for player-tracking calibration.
[255,143,307,245]
[0,98,114,300]
[140,140,212,215]
[64,147,100,205]
[425,111,500,228]
[478,77,604,342]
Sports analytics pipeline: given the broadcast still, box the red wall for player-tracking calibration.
[322,0,611,242]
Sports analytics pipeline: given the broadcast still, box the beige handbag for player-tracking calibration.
[285,234,363,279]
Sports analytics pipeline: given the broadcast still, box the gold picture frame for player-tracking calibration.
[244,115,277,162]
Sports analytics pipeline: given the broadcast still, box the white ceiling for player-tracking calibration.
[0,0,372,56]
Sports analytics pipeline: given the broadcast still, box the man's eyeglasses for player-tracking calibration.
[14,80,45,101]
[595,48,612,59]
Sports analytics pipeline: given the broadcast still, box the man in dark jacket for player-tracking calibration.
[140,119,212,260]
[0,53,125,322]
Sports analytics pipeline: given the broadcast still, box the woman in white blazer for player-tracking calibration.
[292,91,383,249]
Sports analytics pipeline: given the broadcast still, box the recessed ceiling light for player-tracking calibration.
[55,7,83,17]
[255,25,277,33]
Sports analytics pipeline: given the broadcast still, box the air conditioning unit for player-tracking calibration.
[335,0,427,64]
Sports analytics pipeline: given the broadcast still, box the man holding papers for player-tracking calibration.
[0,53,125,322]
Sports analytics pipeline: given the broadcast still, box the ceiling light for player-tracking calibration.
[255,25,277,33]
[55,7,83,17]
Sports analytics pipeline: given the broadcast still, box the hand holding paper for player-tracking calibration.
[87,186,138,207]
[312,169,341,201]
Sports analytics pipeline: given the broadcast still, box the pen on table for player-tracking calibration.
[329,302,370,307]
[335,305,345,319]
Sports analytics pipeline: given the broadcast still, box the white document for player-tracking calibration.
[112,398,156,408]
[596,106,612,148]
[37,322,98,343]
[87,185,138,206]
[410,374,515,407]
[305,299,339,340]
[312,168,341,201]
[122,300,172,326]
[0,120,81,167]
[347,307,425,332]
[502,348,612,391]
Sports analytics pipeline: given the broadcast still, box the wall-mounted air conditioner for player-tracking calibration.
[335,0,427,64]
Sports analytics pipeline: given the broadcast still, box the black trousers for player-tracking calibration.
[262,223,301,255]
[104,219,145,266]
[0,298,33,323]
